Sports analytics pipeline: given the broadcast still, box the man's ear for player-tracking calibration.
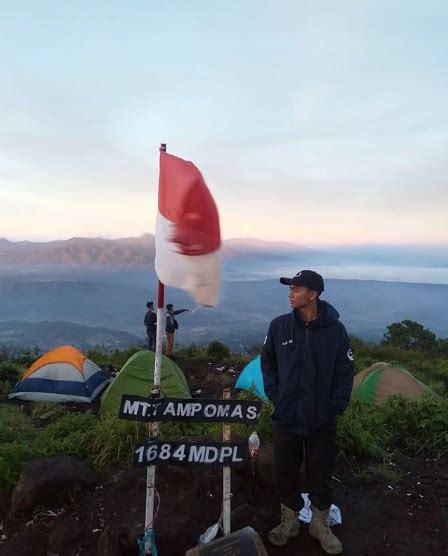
[309,290,318,301]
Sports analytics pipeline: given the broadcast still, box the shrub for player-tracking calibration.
[33,412,97,460]
[0,405,37,492]
[0,405,36,444]
[206,341,231,361]
[0,442,36,492]
[175,344,208,361]
[0,361,22,397]
[88,416,146,469]
[380,395,448,457]
[337,399,391,460]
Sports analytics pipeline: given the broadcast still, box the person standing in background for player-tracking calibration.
[144,301,157,351]
[165,303,188,357]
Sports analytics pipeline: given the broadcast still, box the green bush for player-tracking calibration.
[206,341,231,361]
[175,344,208,361]
[0,361,22,397]
[0,405,38,492]
[379,395,448,456]
[0,442,36,492]
[88,416,146,469]
[0,405,36,444]
[337,399,391,460]
[33,412,97,460]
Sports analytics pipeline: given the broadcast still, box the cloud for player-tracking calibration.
[0,1,447,244]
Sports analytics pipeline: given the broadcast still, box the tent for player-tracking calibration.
[8,345,109,403]
[353,362,433,405]
[235,356,267,400]
[100,350,191,415]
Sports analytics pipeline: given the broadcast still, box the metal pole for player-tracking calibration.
[222,387,231,535]
[144,143,167,554]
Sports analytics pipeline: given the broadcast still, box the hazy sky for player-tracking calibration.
[1,1,447,246]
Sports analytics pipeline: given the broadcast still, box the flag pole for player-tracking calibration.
[144,143,167,554]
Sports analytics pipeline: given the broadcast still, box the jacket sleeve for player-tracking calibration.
[260,322,279,403]
[330,326,355,416]
[174,309,187,315]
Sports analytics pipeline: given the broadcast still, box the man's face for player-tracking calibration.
[288,285,317,309]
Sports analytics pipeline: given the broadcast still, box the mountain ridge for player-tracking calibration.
[0,234,312,268]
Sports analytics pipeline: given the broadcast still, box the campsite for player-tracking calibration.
[2,2,448,554]
[0,334,447,555]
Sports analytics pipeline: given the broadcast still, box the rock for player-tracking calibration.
[256,443,275,488]
[47,517,86,554]
[12,455,99,513]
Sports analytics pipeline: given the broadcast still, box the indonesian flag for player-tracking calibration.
[155,150,221,306]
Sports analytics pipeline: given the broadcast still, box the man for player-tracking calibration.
[144,301,157,351]
[261,270,354,555]
[165,303,188,357]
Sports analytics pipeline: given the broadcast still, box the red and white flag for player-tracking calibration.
[155,150,221,306]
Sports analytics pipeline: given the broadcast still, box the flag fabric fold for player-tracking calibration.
[155,150,221,306]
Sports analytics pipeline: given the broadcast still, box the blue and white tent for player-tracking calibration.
[235,355,267,400]
[8,345,109,403]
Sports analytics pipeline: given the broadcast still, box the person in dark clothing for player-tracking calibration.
[261,270,354,555]
[165,303,188,356]
[144,301,157,351]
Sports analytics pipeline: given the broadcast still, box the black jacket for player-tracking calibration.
[144,310,157,334]
[165,309,187,333]
[260,300,354,435]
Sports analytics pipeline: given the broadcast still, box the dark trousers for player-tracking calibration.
[273,425,335,512]
[147,331,156,351]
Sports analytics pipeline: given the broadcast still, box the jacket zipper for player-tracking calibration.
[304,324,318,426]
[303,325,309,361]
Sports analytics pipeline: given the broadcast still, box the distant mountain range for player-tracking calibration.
[1,234,447,352]
[0,235,157,268]
[1,234,446,271]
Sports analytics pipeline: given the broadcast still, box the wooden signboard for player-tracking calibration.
[133,440,248,468]
[119,396,262,424]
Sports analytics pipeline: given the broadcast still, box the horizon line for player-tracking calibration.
[1,233,448,249]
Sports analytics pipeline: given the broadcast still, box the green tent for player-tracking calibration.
[352,362,432,405]
[100,350,191,415]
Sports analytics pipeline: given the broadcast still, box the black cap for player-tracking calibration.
[279,270,324,295]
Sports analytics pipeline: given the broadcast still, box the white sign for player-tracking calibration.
[133,441,248,467]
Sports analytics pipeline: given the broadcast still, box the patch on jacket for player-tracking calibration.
[347,348,354,361]
[281,340,294,346]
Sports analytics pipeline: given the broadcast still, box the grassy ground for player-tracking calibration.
[0,337,447,494]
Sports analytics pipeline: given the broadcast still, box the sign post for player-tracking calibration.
[119,395,262,552]
[222,388,231,536]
